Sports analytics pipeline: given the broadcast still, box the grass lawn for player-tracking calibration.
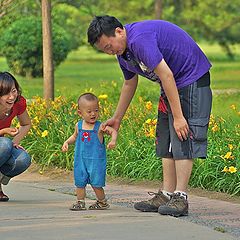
[199,43,240,90]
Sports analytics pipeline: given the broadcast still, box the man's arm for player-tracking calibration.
[154,59,189,141]
[106,74,138,131]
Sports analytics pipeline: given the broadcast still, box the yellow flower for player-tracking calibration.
[228,166,237,173]
[222,166,229,173]
[209,114,215,126]
[41,130,48,138]
[145,101,152,110]
[98,94,108,100]
[230,104,236,110]
[228,144,233,151]
[33,116,40,124]
[148,127,155,138]
[211,124,219,132]
[152,119,157,125]
[145,119,152,124]
[223,152,232,159]
[71,102,78,110]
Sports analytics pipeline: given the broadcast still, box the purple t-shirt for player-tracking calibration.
[117,20,211,89]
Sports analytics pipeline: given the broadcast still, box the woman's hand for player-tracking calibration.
[13,143,25,150]
[4,127,19,137]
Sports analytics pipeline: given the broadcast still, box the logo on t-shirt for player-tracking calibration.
[139,62,160,83]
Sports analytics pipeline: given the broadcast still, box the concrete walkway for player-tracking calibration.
[1,169,240,240]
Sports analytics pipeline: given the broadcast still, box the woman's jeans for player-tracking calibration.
[0,137,31,178]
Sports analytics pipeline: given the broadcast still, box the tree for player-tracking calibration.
[52,3,83,49]
[42,0,54,100]
[180,0,240,59]
[154,0,162,19]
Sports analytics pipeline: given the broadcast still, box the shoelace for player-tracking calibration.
[168,193,186,206]
[148,191,161,197]
[147,191,164,203]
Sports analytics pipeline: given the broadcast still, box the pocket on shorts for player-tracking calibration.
[188,118,209,141]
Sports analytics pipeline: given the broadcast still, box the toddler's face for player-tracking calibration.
[78,99,99,124]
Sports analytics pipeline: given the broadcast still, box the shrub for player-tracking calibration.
[15,83,240,196]
[0,16,71,77]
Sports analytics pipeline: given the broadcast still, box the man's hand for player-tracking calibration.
[173,117,189,141]
[103,117,121,131]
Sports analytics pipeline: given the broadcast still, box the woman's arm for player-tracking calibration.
[13,110,31,145]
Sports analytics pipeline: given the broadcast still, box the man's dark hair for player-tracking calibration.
[87,15,123,46]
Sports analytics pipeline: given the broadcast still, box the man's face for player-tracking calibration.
[95,27,127,55]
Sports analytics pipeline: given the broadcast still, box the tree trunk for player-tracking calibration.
[41,0,54,100]
[155,0,162,19]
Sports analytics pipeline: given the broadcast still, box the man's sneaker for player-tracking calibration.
[158,192,188,217]
[134,191,169,212]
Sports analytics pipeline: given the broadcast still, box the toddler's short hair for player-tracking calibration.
[78,93,98,108]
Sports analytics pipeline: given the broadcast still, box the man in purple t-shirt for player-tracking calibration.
[87,15,212,217]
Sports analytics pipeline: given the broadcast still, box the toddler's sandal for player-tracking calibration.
[69,201,86,211]
[89,200,110,210]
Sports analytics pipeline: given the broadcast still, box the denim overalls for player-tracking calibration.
[74,120,106,188]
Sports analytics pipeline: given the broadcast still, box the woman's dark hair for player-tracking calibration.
[87,15,123,46]
[0,72,22,100]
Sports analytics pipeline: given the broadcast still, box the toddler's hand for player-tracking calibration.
[107,141,116,149]
[62,142,69,152]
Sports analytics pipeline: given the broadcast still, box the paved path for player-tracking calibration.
[1,171,239,240]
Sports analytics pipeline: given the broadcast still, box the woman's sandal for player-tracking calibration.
[0,191,9,202]
[89,200,110,210]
